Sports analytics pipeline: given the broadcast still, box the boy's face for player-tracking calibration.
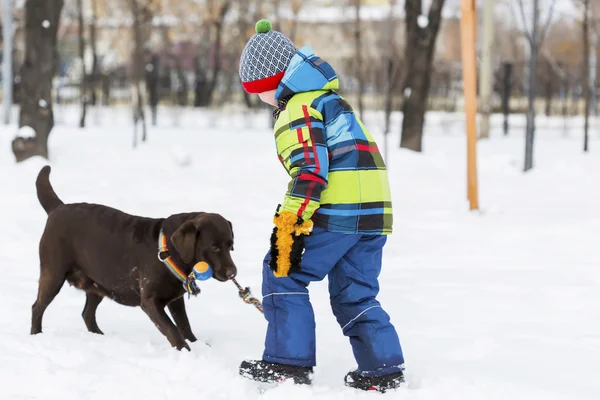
[258,89,278,107]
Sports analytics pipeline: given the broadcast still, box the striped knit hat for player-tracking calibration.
[239,19,297,94]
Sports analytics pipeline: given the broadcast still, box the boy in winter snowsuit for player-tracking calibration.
[238,19,405,392]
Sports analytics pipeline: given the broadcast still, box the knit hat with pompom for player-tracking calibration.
[239,19,297,94]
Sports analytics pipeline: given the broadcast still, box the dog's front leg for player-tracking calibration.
[168,297,197,342]
[141,296,190,351]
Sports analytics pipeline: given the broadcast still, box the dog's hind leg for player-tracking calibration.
[82,292,104,335]
[31,265,66,335]
[167,297,197,342]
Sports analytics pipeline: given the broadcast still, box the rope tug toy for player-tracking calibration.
[231,278,264,314]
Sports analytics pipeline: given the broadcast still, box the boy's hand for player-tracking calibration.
[268,209,313,277]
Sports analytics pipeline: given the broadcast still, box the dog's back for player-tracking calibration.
[34,166,163,308]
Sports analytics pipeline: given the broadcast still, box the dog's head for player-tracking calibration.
[170,213,237,282]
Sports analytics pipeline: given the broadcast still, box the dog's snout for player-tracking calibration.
[225,266,237,280]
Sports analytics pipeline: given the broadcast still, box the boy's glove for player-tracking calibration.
[268,208,313,277]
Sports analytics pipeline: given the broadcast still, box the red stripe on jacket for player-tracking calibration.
[297,106,321,218]
[356,144,379,153]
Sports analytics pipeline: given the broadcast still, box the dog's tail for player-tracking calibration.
[36,166,64,215]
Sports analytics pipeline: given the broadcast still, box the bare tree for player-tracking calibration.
[383,0,401,164]
[354,0,364,117]
[77,0,87,128]
[235,0,262,109]
[400,0,446,152]
[479,0,494,139]
[272,0,282,32]
[12,0,64,162]
[579,0,591,152]
[515,0,556,171]
[195,0,231,107]
[90,0,99,107]
[128,0,153,147]
[289,0,303,42]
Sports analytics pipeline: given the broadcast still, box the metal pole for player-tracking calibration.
[2,0,13,125]
[479,0,494,139]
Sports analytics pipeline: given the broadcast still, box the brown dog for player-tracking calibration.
[30,166,237,351]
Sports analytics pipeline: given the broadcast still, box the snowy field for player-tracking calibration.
[1,105,598,399]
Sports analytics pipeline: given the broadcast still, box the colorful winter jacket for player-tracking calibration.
[273,46,393,235]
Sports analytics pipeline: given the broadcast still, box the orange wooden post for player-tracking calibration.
[460,0,479,210]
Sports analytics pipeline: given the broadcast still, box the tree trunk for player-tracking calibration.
[383,0,399,166]
[562,78,569,120]
[89,0,99,106]
[194,59,208,107]
[583,0,590,153]
[206,2,230,106]
[102,73,111,105]
[129,0,151,146]
[217,53,237,106]
[354,0,364,117]
[400,0,446,152]
[383,0,395,137]
[145,54,159,126]
[77,0,87,128]
[524,0,539,172]
[194,1,230,107]
[176,57,188,106]
[12,0,64,163]
[289,2,301,43]
[545,60,552,117]
[194,7,212,108]
[238,0,260,109]
[479,0,494,139]
[273,0,281,32]
[401,51,432,152]
[502,62,512,136]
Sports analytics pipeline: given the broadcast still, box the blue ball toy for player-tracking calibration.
[192,261,213,281]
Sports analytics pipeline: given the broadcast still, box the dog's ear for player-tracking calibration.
[170,220,200,264]
[228,220,234,251]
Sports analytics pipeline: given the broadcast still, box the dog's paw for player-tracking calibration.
[185,333,197,343]
[175,341,191,351]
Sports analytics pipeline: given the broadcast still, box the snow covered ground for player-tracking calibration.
[1,105,598,399]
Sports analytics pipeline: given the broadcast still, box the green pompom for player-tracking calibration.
[255,19,272,34]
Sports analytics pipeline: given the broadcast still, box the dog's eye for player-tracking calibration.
[210,245,220,252]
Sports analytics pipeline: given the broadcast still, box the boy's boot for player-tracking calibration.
[239,360,313,385]
[344,370,404,392]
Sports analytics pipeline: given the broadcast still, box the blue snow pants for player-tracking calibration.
[261,227,405,377]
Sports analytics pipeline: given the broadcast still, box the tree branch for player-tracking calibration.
[536,0,557,48]
[541,48,566,80]
[515,0,534,46]
[427,0,446,26]
[405,0,423,27]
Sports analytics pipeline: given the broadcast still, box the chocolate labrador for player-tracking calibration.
[30,166,237,351]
